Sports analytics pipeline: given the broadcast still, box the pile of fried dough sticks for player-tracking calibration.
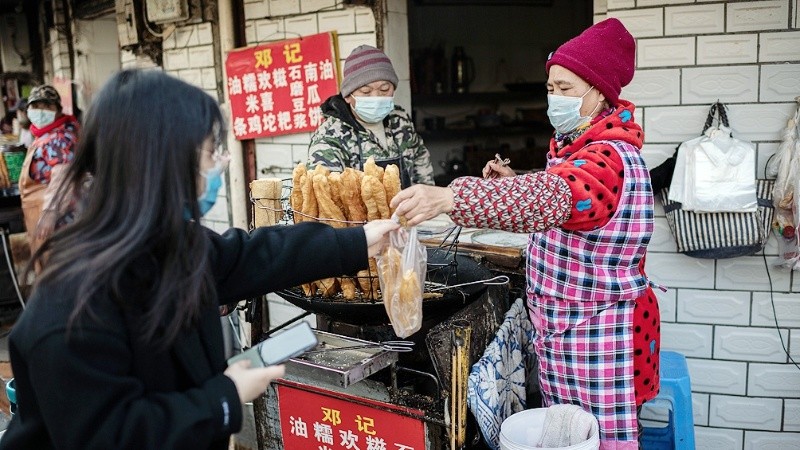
[290,157,401,300]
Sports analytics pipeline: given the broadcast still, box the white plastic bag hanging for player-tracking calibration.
[376,226,427,338]
[669,103,757,213]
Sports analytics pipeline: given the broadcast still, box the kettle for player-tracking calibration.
[451,46,475,94]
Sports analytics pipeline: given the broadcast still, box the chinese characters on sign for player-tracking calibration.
[224,32,340,140]
[277,383,427,450]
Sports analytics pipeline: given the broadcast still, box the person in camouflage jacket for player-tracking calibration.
[307,45,434,186]
[307,94,434,185]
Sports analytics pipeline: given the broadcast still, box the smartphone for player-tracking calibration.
[227,321,318,368]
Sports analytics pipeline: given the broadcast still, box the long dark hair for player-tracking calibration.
[30,70,225,346]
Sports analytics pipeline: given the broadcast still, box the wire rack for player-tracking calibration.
[248,179,474,303]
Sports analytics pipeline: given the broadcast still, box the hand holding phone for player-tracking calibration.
[227,321,318,368]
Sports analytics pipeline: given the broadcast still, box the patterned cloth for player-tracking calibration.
[27,115,79,184]
[529,139,653,450]
[467,298,537,450]
[307,94,434,185]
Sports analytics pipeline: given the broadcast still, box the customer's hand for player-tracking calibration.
[224,360,285,404]
[482,161,515,179]
[35,209,58,240]
[363,219,401,257]
[390,185,454,227]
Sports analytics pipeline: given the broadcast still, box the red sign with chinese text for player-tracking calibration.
[224,32,340,140]
[276,380,427,450]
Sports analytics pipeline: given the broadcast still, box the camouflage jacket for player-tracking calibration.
[307,94,434,185]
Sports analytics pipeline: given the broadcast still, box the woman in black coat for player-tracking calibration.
[0,69,398,450]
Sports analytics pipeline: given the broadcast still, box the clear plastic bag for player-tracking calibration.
[376,226,427,338]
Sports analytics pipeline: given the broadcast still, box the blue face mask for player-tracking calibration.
[547,86,596,134]
[352,96,394,123]
[197,165,224,216]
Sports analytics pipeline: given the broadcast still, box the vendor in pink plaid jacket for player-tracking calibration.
[392,18,660,450]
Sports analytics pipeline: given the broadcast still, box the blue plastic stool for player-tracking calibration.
[641,351,695,450]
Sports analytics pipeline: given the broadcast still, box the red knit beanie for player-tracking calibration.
[545,18,635,106]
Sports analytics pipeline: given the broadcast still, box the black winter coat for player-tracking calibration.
[0,222,368,450]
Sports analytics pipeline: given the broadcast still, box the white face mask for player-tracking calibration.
[27,108,57,128]
[546,86,596,134]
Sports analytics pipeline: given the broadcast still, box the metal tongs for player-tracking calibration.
[427,275,510,292]
[305,340,415,354]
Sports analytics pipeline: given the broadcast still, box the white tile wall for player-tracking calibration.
[791,332,800,360]
[637,37,695,68]
[270,0,300,17]
[661,322,713,358]
[188,45,215,68]
[744,431,800,449]
[752,292,800,328]
[300,0,336,14]
[593,0,608,14]
[676,289,750,326]
[748,363,800,397]
[337,33,378,58]
[284,15,319,37]
[654,288,676,323]
[725,102,800,143]
[641,143,677,170]
[681,65,759,105]
[637,0,692,6]
[665,3,724,36]
[623,68,680,106]
[759,63,800,102]
[319,10,356,34]
[646,252,715,289]
[714,326,790,363]
[757,142,779,179]
[650,217,678,253]
[642,105,710,143]
[355,9,376,33]
[696,34,759,65]
[692,392,710,426]
[760,31,800,63]
[687,358,747,395]
[254,18,282,43]
[606,0,634,9]
[727,1,790,33]
[609,8,663,38]
[708,395,783,431]
[695,427,744,450]
[786,399,800,431]
[716,257,792,292]
[244,0,270,20]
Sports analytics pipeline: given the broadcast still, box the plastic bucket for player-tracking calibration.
[499,408,600,450]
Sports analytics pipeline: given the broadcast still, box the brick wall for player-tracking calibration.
[595,0,800,448]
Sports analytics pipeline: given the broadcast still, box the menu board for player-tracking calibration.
[224,32,340,140]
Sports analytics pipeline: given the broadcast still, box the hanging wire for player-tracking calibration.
[761,248,800,371]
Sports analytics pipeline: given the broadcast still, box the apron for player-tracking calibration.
[19,146,47,255]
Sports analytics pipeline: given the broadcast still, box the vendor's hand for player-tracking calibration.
[390,185,454,227]
[482,161,515,179]
[35,209,58,240]
[363,219,401,257]
[224,360,285,404]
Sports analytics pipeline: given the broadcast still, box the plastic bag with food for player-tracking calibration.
[376,226,427,338]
